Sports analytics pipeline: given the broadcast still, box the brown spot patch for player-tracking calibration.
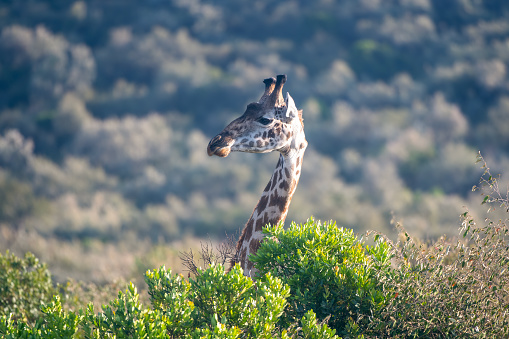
[244,218,254,241]
[290,179,297,192]
[270,190,287,212]
[256,194,269,215]
[249,238,261,253]
[279,180,290,191]
[240,248,247,267]
[269,190,280,206]
[271,172,278,190]
[285,167,290,178]
[262,178,272,193]
[277,199,286,212]
[255,213,270,231]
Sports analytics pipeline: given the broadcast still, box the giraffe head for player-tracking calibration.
[207,74,305,158]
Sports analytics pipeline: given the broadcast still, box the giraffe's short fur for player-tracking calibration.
[207,75,307,278]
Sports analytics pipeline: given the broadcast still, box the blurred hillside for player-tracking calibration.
[1,0,509,283]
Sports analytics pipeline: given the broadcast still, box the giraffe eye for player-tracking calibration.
[257,117,273,125]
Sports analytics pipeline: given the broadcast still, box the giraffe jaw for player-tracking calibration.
[209,146,231,157]
[207,134,234,157]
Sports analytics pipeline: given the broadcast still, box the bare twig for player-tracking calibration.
[179,231,239,277]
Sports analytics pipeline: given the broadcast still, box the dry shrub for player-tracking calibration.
[366,153,509,338]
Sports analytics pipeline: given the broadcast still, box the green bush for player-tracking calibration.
[145,264,291,338]
[0,261,339,338]
[252,218,392,335]
[82,282,168,338]
[0,251,57,324]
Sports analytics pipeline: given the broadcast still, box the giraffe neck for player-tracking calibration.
[235,141,307,277]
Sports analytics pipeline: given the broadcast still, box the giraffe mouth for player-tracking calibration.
[207,135,234,157]
[208,146,231,157]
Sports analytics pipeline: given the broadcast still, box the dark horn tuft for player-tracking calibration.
[263,77,276,86]
[259,77,276,104]
[265,74,287,107]
[276,74,287,85]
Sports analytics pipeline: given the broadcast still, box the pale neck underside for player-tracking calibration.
[235,140,307,277]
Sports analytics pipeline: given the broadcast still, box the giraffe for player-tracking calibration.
[207,74,307,277]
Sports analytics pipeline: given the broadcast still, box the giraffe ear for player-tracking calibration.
[284,92,298,118]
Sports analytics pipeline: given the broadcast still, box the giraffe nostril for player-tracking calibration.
[211,135,221,144]
[207,135,222,150]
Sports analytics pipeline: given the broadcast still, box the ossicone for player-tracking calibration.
[265,74,287,108]
[258,77,276,104]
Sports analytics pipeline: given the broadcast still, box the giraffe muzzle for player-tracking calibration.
[207,134,234,157]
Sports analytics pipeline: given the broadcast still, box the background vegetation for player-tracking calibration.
[1,189,507,337]
[1,0,509,285]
